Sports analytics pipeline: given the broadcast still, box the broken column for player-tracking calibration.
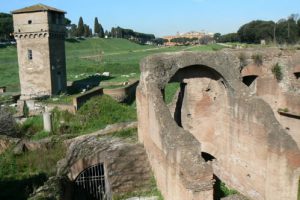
[43,112,52,132]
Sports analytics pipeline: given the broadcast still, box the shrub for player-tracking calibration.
[20,116,43,138]
[251,53,263,66]
[272,63,283,81]
[0,107,18,137]
[0,142,66,180]
[238,52,247,69]
[49,95,137,136]
[77,95,137,133]
[278,108,289,113]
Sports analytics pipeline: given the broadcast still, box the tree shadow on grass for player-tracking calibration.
[65,38,80,43]
[0,173,47,200]
[68,75,114,95]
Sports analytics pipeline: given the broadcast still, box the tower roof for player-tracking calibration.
[12,4,66,14]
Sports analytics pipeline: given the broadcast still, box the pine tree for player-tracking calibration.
[94,17,100,36]
[99,23,104,38]
[84,24,90,37]
[77,17,84,37]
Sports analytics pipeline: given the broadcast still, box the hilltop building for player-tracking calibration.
[163,31,214,46]
[12,4,67,99]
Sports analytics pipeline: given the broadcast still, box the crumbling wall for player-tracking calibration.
[137,51,300,200]
[236,49,300,149]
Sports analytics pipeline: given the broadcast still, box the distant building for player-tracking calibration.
[12,4,67,99]
[163,31,213,46]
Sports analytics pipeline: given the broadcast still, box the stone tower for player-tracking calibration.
[12,4,67,99]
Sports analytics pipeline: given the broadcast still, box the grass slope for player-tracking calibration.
[0,39,185,92]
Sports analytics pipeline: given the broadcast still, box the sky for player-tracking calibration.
[1,0,299,37]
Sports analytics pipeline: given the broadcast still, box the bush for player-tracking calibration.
[77,95,137,133]
[238,52,247,69]
[0,107,18,137]
[20,116,43,138]
[278,108,289,112]
[49,95,137,136]
[251,53,263,66]
[272,63,283,81]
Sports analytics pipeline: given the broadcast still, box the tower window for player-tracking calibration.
[27,50,32,60]
[28,20,32,24]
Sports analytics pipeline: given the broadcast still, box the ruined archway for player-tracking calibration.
[74,163,108,200]
[57,136,153,200]
[137,51,300,200]
[165,65,229,156]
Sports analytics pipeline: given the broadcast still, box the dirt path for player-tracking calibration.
[81,46,171,59]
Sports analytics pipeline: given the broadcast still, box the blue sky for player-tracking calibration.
[1,0,299,37]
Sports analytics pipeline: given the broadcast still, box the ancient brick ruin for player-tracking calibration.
[137,50,300,200]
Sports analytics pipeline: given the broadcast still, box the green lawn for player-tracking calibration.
[0,45,19,91]
[0,38,226,92]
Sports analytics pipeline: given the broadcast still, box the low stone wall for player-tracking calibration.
[103,80,139,103]
[72,87,103,110]
[46,103,76,114]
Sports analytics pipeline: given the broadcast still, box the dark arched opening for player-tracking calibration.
[201,152,216,162]
[295,72,300,79]
[242,75,257,87]
[73,163,108,200]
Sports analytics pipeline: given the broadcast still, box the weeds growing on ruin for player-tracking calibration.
[238,52,247,70]
[251,53,263,66]
[272,63,283,81]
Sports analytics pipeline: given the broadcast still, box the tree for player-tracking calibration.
[77,17,84,37]
[68,24,77,37]
[238,20,274,43]
[94,18,104,38]
[213,33,221,42]
[94,17,100,36]
[64,17,71,26]
[219,33,240,43]
[89,28,93,37]
[298,19,300,37]
[152,38,168,45]
[98,22,104,38]
[276,18,298,44]
[0,13,13,40]
[84,24,90,37]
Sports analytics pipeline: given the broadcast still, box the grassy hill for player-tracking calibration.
[0,38,224,92]
[0,38,184,92]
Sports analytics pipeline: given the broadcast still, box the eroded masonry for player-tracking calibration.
[137,50,300,200]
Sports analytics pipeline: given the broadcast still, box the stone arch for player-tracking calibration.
[73,163,109,200]
[33,34,38,38]
[58,137,152,200]
[165,64,230,156]
[29,34,33,38]
[241,64,262,92]
[294,64,300,79]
